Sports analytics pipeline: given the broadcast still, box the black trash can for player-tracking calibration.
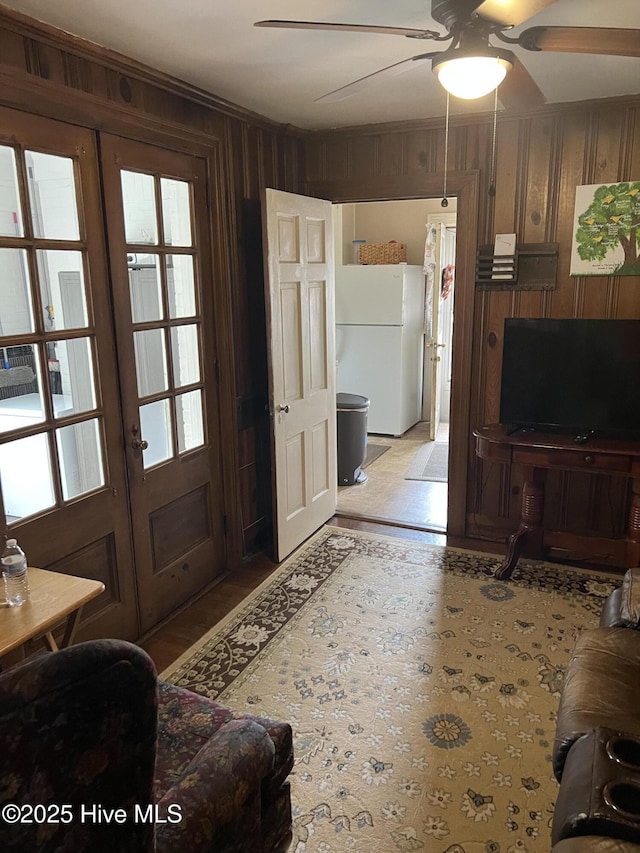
[336,392,370,486]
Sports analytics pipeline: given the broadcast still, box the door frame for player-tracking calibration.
[305,171,480,541]
[423,211,458,433]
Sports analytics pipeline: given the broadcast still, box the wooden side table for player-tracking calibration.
[474,424,640,580]
[0,567,105,660]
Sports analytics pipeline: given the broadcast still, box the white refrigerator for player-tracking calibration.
[336,264,425,436]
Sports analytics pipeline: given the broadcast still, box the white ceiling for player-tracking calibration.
[2,0,640,130]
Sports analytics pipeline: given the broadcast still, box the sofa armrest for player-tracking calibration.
[553,838,640,852]
[621,569,640,625]
[155,718,275,853]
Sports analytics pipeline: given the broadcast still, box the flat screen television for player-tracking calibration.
[499,318,640,440]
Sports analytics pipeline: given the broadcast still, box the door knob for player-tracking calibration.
[132,437,148,451]
[277,404,290,413]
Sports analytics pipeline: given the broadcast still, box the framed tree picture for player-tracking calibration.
[570,181,640,276]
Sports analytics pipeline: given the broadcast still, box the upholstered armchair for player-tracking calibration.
[0,639,293,852]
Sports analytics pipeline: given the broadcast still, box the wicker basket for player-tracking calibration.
[358,242,407,265]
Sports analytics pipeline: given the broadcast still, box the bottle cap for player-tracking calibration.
[6,539,17,547]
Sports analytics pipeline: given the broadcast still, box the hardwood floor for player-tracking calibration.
[336,422,449,531]
[140,517,446,673]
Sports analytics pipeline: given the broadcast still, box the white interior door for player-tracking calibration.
[263,189,336,561]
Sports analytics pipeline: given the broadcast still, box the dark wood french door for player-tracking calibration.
[99,134,225,634]
[0,109,226,640]
[0,107,138,640]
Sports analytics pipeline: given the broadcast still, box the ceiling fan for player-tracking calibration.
[255,0,640,108]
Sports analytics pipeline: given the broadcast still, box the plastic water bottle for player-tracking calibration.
[1,538,30,607]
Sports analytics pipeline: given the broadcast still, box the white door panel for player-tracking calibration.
[263,189,336,561]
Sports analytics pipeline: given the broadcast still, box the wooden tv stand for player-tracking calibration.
[474,424,640,580]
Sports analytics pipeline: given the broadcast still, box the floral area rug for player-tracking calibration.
[163,527,618,853]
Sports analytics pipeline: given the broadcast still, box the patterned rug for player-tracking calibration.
[163,527,618,853]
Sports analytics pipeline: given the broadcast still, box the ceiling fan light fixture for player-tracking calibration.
[433,48,514,99]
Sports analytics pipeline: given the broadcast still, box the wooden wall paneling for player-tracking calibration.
[379,132,406,176]
[324,138,350,183]
[231,123,268,551]
[593,107,629,184]
[229,122,253,397]
[282,133,303,193]
[304,137,325,183]
[406,128,436,176]
[237,427,261,542]
[0,26,26,68]
[580,108,628,319]
[463,122,492,227]
[205,127,245,570]
[612,106,640,320]
[25,38,66,84]
[550,112,588,317]
[350,135,376,182]
[522,117,554,244]
[259,128,277,190]
[473,118,519,532]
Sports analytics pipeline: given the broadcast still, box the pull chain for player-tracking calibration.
[488,87,498,197]
[441,91,450,208]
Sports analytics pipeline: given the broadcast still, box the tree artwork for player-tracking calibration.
[571,181,640,276]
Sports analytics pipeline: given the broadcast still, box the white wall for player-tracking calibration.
[336,198,458,268]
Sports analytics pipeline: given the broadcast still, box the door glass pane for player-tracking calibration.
[134,329,168,397]
[161,178,192,247]
[128,254,163,322]
[0,432,55,523]
[140,398,173,468]
[36,250,88,331]
[0,145,24,237]
[0,344,44,434]
[167,254,196,318]
[50,337,97,417]
[25,151,80,241]
[176,389,204,453]
[56,418,104,500]
[171,324,200,387]
[121,170,158,245]
[0,249,34,335]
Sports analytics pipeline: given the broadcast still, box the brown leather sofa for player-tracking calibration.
[551,569,640,852]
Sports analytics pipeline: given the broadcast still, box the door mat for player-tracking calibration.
[362,442,390,468]
[405,440,449,482]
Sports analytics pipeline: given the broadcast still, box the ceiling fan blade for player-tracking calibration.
[498,55,545,110]
[471,0,559,27]
[315,54,436,104]
[255,20,441,39]
[519,26,640,57]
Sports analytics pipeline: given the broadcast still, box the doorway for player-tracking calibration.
[334,198,457,533]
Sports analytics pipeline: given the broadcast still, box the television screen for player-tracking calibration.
[499,318,640,440]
